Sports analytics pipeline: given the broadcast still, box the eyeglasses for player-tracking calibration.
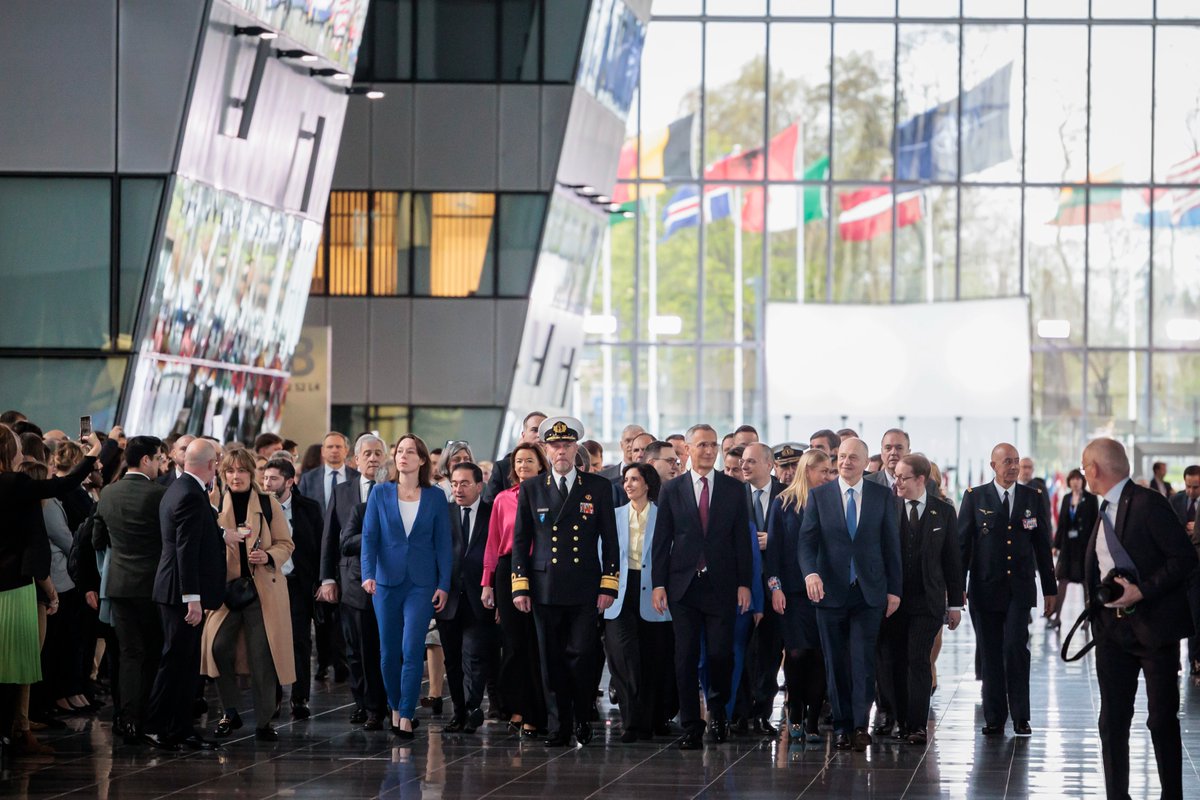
[894,473,917,483]
[654,457,681,466]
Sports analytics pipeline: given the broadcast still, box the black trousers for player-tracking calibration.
[876,611,943,732]
[532,603,599,733]
[971,595,1031,726]
[495,554,546,729]
[39,587,83,704]
[781,645,825,728]
[604,572,675,733]
[671,577,735,733]
[340,602,386,716]
[814,582,884,733]
[288,577,315,704]
[748,586,782,719]
[1186,572,1200,666]
[1096,619,1182,800]
[144,602,202,741]
[109,597,163,729]
[437,597,500,719]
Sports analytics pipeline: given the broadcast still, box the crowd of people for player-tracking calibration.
[0,407,1194,800]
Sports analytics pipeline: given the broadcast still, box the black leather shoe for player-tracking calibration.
[678,730,704,750]
[350,707,368,725]
[834,732,852,750]
[255,726,278,741]
[1013,721,1032,737]
[391,725,414,741]
[180,734,220,750]
[574,722,593,746]
[213,711,242,737]
[464,708,484,733]
[363,714,383,731]
[710,719,729,743]
[871,715,894,737]
[981,723,1003,736]
[852,727,872,752]
[543,730,572,747]
[140,732,182,751]
[907,728,928,745]
[445,716,465,733]
[315,667,329,682]
[753,717,778,737]
[893,726,910,740]
[291,703,311,720]
[431,697,443,716]
[608,685,618,705]
[730,717,748,736]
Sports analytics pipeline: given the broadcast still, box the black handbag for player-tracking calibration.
[224,527,258,611]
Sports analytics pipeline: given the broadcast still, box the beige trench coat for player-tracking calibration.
[200,490,296,685]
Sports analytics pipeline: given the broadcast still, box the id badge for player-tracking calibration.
[1067,528,1079,540]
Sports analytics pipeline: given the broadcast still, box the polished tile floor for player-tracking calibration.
[5,592,1200,799]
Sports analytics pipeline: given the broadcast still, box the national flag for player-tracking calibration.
[1049,166,1122,226]
[661,185,732,239]
[895,63,1014,181]
[837,186,923,241]
[607,198,638,226]
[1132,153,1200,228]
[612,114,695,204]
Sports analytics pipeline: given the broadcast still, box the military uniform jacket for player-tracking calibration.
[958,481,1055,612]
[511,470,620,606]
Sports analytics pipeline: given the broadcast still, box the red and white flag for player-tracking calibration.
[837,186,923,241]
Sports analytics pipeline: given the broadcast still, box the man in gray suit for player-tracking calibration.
[95,436,168,741]
[599,424,645,480]
[867,429,910,493]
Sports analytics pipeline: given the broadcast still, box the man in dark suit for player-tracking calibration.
[1169,465,1200,674]
[959,442,1056,738]
[512,416,620,747]
[613,431,656,508]
[483,411,546,502]
[1150,461,1173,498]
[143,438,226,751]
[156,434,193,487]
[299,431,357,683]
[740,442,786,735]
[94,436,168,741]
[438,462,499,733]
[875,454,963,745]
[599,423,646,481]
[263,457,324,720]
[800,437,901,752]
[1082,438,1197,800]
[317,433,388,729]
[652,423,753,750]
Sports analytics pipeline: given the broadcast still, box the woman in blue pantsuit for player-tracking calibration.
[362,433,452,739]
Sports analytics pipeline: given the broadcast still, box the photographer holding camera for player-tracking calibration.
[1082,438,1197,800]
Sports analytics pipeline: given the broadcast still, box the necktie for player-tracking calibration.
[365,479,375,503]
[909,499,920,531]
[697,476,710,571]
[328,469,339,504]
[462,506,472,544]
[1001,489,1011,521]
[753,488,765,531]
[846,488,858,585]
[559,476,569,501]
[1099,499,1139,578]
[1188,498,1196,525]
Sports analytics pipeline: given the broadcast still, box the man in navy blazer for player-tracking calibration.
[652,423,753,750]
[799,437,901,752]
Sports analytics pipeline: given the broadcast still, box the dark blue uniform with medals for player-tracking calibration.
[511,416,620,746]
[959,480,1056,734]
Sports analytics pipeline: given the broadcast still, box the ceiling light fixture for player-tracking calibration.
[234,25,278,40]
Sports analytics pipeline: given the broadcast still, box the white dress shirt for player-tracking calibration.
[838,476,866,519]
[359,474,375,503]
[906,491,927,520]
[553,467,577,498]
[458,498,482,547]
[749,479,772,523]
[691,468,714,505]
[324,464,349,505]
[993,479,1015,514]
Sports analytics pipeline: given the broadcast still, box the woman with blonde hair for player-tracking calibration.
[764,448,836,742]
[202,447,295,741]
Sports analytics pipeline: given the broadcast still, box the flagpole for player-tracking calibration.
[734,184,744,426]
[601,225,613,444]
[797,122,806,304]
[924,188,934,303]
[648,192,660,433]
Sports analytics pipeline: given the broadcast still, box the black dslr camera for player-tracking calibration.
[1095,568,1138,610]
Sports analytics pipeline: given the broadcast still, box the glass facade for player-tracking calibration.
[310,191,548,298]
[581,1,1200,472]
[354,0,592,83]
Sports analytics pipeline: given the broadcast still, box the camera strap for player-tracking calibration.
[1060,606,1095,662]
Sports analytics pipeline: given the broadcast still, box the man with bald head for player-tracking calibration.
[799,437,901,752]
[959,442,1056,739]
[144,438,227,750]
[1082,438,1196,800]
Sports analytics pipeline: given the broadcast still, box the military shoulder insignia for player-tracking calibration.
[966,487,973,493]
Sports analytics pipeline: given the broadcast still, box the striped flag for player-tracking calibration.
[661,185,732,240]
[837,186,923,241]
[1165,152,1200,226]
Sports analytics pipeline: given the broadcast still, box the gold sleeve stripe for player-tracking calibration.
[511,575,530,593]
[600,575,620,591]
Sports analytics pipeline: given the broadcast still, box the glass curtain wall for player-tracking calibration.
[581,0,1200,472]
